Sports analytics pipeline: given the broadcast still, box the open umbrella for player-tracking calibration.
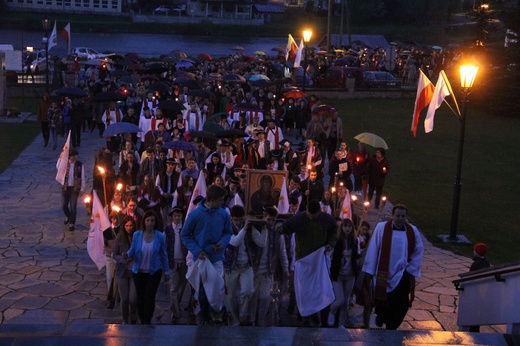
[216,129,248,138]
[176,60,194,69]
[170,50,188,59]
[125,53,143,61]
[432,45,443,50]
[103,122,143,137]
[354,132,389,150]
[231,46,245,51]
[55,87,87,98]
[119,75,140,84]
[188,130,217,140]
[156,100,185,112]
[249,79,272,87]
[162,140,198,152]
[146,62,168,74]
[127,64,146,72]
[206,73,222,81]
[198,53,212,61]
[233,103,259,112]
[140,75,160,83]
[222,74,246,83]
[178,79,202,90]
[187,89,212,98]
[203,121,225,134]
[92,91,127,102]
[254,50,266,56]
[148,82,170,94]
[283,89,307,99]
[118,59,137,67]
[248,74,270,82]
[312,104,337,116]
[173,71,194,79]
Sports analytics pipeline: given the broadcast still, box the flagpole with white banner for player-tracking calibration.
[87,190,111,270]
[277,176,289,214]
[186,170,207,217]
[55,131,71,185]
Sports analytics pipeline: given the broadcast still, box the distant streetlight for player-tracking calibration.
[302,29,312,92]
[449,64,479,241]
[42,16,51,93]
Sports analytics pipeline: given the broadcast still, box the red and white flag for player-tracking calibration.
[87,191,110,270]
[55,131,71,184]
[425,70,455,133]
[285,34,298,64]
[59,23,71,56]
[277,177,289,214]
[186,170,207,217]
[411,70,434,137]
[339,189,352,220]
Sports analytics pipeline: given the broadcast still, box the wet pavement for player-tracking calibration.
[0,113,510,344]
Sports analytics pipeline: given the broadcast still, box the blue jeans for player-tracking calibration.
[50,126,57,148]
[62,187,80,224]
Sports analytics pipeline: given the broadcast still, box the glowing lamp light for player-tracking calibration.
[97,166,106,175]
[112,206,121,213]
[84,195,91,204]
[303,30,313,43]
[460,65,478,89]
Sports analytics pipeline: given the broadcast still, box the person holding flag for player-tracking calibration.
[60,148,85,231]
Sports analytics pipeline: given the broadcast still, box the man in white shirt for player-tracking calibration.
[361,204,424,330]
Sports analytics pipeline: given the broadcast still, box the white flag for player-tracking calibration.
[339,189,352,220]
[424,70,452,133]
[186,170,207,217]
[277,177,289,214]
[294,39,303,69]
[55,131,71,185]
[48,21,58,50]
[87,191,111,270]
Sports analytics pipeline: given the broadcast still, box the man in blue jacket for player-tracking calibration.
[181,184,232,325]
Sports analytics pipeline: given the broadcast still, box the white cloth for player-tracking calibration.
[186,259,225,311]
[362,221,424,292]
[294,246,335,317]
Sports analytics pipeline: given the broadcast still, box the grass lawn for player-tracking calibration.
[327,98,520,265]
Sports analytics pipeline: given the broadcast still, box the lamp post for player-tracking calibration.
[41,16,51,94]
[302,29,312,92]
[449,65,478,241]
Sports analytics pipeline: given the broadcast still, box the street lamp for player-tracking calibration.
[41,16,51,94]
[302,29,312,92]
[448,64,478,241]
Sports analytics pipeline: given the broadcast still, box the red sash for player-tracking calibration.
[374,221,415,301]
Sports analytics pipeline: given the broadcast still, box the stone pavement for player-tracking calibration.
[0,116,505,335]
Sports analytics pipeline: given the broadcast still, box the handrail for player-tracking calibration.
[452,261,520,286]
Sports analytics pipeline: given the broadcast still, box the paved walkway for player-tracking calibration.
[0,115,504,334]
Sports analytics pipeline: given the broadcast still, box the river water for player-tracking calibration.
[1,29,286,58]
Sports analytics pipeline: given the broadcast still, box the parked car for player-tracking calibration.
[71,47,114,60]
[362,71,401,89]
[23,49,48,74]
[315,66,363,88]
[153,5,173,14]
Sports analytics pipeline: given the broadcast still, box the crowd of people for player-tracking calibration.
[41,49,427,329]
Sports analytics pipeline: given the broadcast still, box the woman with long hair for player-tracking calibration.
[176,175,195,219]
[328,218,360,328]
[113,216,138,324]
[205,153,224,186]
[127,210,170,324]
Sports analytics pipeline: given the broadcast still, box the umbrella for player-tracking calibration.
[173,71,194,79]
[187,89,212,98]
[170,50,188,59]
[85,59,102,67]
[92,91,127,102]
[283,89,307,99]
[178,79,202,90]
[216,129,248,138]
[354,132,389,150]
[148,82,170,94]
[254,50,266,56]
[432,45,443,50]
[146,62,168,74]
[248,74,270,82]
[156,99,185,112]
[55,87,87,98]
[249,79,272,87]
[188,130,217,140]
[206,73,222,81]
[312,104,337,116]
[222,74,246,83]
[127,64,146,72]
[176,60,194,69]
[110,69,130,78]
[231,46,245,51]
[119,75,140,84]
[233,103,259,112]
[103,122,143,137]
[198,53,212,61]
[203,121,225,134]
[141,75,160,83]
[162,140,198,152]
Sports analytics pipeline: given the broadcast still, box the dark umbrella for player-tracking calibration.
[148,82,170,94]
[187,89,212,98]
[206,73,222,81]
[188,130,217,140]
[173,71,194,79]
[156,99,185,112]
[162,140,198,152]
[249,79,272,87]
[103,122,143,137]
[127,64,146,72]
[233,103,259,112]
[312,104,338,116]
[222,74,246,83]
[170,50,188,59]
[119,75,140,84]
[55,87,87,98]
[209,112,229,123]
[274,77,294,85]
[216,129,248,138]
[203,121,225,134]
[178,79,202,90]
[231,46,245,51]
[146,62,168,74]
[110,69,130,78]
[92,91,127,102]
[140,75,160,83]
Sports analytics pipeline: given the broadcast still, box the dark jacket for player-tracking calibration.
[330,236,359,281]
